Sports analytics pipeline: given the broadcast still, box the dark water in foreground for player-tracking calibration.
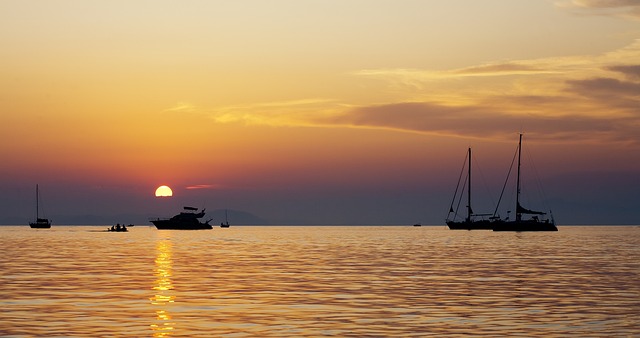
[1,225,639,337]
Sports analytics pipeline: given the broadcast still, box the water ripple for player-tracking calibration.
[1,226,639,336]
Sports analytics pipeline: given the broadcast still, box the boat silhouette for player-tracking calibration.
[29,184,51,229]
[107,224,128,232]
[446,134,557,232]
[220,209,230,228]
[492,134,557,231]
[151,206,212,230]
[446,148,495,230]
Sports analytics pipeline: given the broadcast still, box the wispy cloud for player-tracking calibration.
[338,40,640,143]
[452,62,556,76]
[322,99,638,144]
[355,55,603,85]
[355,61,562,82]
[608,64,640,79]
[185,184,219,190]
[557,0,640,19]
[164,102,198,114]
[330,68,640,143]
[567,76,640,98]
[172,40,640,145]
[209,98,343,126]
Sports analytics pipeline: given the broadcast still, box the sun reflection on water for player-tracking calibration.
[150,239,175,337]
[1,226,639,336]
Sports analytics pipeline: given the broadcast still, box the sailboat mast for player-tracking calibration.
[515,134,522,222]
[467,147,471,222]
[35,184,39,219]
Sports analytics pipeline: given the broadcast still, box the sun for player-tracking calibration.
[155,185,173,197]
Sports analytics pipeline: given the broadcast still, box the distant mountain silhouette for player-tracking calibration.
[207,209,270,225]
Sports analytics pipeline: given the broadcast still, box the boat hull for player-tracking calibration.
[29,222,51,229]
[492,220,558,232]
[152,219,212,230]
[447,220,493,230]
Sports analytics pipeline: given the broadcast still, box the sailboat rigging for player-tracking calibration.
[29,184,51,229]
[220,209,230,228]
[446,147,495,230]
[446,134,558,231]
[492,134,557,231]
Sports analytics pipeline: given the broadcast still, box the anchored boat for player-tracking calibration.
[220,209,230,228]
[446,134,558,232]
[29,184,51,229]
[151,206,212,230]
[492,134,557,232]
[446,147,496,230]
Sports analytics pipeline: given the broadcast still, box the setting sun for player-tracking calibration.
[155,185,173,197]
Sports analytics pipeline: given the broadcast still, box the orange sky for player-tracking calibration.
[1,0,639,224]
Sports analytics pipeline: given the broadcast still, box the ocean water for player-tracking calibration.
[1,225,638,337]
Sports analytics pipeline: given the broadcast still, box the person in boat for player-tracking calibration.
[115,224,121,231]
[122,224,127,231]
[110,225,115,231]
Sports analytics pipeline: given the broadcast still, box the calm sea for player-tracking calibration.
[1,225,639,337]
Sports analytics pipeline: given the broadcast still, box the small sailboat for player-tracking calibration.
[446,147,495,230]
[29,184,51,229]
[220,209,230,228]
[492,134,557,232]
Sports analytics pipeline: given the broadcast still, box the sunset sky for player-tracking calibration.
[1,0,639,225]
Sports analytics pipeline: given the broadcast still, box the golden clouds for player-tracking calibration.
[188,99,345,127]
[340,40,640,143]
[188,39,640,145]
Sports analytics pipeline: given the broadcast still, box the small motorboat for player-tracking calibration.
[107,224,128,232]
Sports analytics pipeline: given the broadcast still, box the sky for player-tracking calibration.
[1,0,639,225]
